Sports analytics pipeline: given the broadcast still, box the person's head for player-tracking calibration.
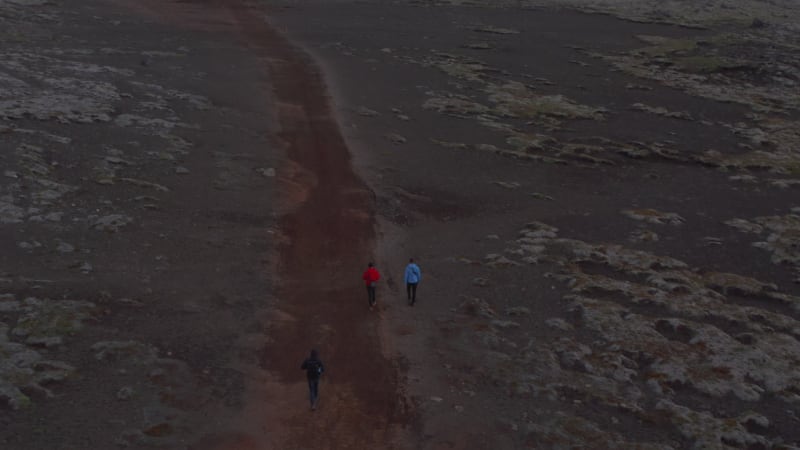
[310,349,319,359]
[368,262,374,268]
[409,258,414,263]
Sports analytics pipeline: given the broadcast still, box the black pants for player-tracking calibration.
[308,378,319,407]
[406,283,418,304]
[366,285,376,306]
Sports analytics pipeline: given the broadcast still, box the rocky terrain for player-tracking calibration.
[269,0,800,447]
[3,0,800,448]
[1,1,282,447]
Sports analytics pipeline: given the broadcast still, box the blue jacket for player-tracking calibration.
[404,263,421,284]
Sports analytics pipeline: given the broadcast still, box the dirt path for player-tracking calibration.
[220,2,410,449]
[110,0,410,448]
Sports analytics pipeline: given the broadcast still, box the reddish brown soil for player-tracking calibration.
[112,0,411,448]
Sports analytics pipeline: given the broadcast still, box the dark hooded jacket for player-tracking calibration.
[301,350,325,380]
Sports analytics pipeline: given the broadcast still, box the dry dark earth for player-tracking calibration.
[2,0,800,449]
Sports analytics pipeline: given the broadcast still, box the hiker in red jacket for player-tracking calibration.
[362,262,381,308]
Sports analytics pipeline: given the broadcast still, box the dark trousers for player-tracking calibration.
[308,378,319,407]
[366,285,376,306]
[406,283,418,303]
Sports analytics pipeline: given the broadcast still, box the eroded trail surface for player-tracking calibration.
[121,1,408,448]
[218,3,409,449]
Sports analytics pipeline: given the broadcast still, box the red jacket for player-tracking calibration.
[363,267,380,286]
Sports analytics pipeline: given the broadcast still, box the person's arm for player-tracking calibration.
[415,266,421,281]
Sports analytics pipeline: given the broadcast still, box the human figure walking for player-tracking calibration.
[404,258,422,306]
[362,262,381,309]
[300,349,325,410]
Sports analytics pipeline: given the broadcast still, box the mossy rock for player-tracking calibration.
[674,55,749,73]
[12,299,95,341]
[636,35,698,56]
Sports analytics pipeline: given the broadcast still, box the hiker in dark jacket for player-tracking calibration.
[300,349,325,410]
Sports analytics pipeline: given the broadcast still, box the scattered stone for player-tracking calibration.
[44,212,63,222]
[116,298,144,308]
[505,306,531,316]
[18,241,42,250]
[91,214,132,232]
[472,25,519,35]
[529,192,554,201]
[174,166,190,174]
[143,422,173,437]
[472,277,488,287]
[506,248,525,256]
[114,114,185,129]
[385,133,407,144]
[493,181,520,189]
[491,320,521,329]
[729,174,758,183]
[545,318,574,331]
[256,167,276,177]
[116,386,134,401]
[356,106,379,117]
[118,178,169,192]
[104,156,131,165]
[431,141,468,153]
[621,208,685,225]
[630,103,693,120]
[459,297,495,318]
[91,340,157,364]
[629,229,659,242]
[625,83,653,91]
[485,255,520,268]
[771,179,800,189]
[725,218,763,234]
[463,42,492,50]
[423,94,490,116]
[133,196,159,203]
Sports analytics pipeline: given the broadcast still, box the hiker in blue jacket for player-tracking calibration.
[404,258,422,306]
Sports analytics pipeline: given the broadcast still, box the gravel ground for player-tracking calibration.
[2,0,800,448]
